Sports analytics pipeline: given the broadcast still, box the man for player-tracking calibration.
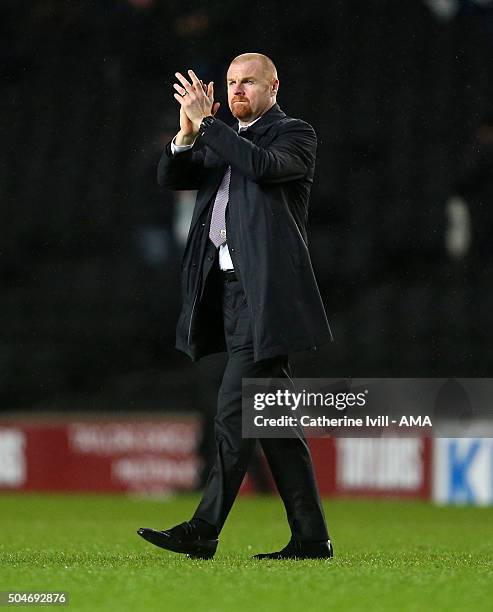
[138,53,334,560]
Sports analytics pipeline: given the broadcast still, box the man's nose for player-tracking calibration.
[233,83,245,95]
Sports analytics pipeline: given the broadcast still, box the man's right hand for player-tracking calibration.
[175,106,197,146]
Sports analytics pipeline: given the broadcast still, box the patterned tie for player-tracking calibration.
[209,166,231,247]
[209,127,247,248]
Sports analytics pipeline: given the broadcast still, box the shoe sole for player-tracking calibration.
[253,542,334,560]
[137,528,217,559]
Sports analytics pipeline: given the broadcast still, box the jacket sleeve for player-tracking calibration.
[198,118,317,184]
[157,141,206,190]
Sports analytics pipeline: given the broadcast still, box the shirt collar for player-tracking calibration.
[237,115,263,131]
[235,104,286,135]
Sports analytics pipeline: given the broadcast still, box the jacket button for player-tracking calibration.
[230,247,235,252]
[201,222,205,227]
[192,263,197,268]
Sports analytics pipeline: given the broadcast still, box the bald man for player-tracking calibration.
[138,53,334,560]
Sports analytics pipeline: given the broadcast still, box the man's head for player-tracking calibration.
[226,53,279,123]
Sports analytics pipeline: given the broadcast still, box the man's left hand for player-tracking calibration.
[173,70,218,131]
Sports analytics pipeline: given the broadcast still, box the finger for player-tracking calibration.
[173,83,188,97]
[188,69,201,88]
[189,73,205,96]
[212,101,220,116]
[175,72,193,94]
[207,81,214,99]
[173,92,186,105]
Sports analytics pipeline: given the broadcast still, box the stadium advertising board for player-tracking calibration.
[0,419,200,494]
[433,437,493,505]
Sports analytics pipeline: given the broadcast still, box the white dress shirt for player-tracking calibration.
[170,115,262,270]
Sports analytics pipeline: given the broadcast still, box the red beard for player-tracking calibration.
[231,97,251,118]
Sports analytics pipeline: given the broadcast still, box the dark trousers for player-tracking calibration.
[193,261,329,542]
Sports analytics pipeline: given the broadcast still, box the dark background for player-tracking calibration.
[1,0,493,414]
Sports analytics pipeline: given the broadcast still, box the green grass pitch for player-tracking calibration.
[0,493,492,611]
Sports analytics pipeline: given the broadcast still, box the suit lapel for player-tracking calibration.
[188,105,287,236]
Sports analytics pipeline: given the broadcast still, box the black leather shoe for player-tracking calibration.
[137,521,218,559]
[253,538,333,560]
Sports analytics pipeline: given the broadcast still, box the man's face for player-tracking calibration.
[226,59,277,123]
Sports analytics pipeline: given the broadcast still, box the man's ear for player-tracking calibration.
[271,79,279,96]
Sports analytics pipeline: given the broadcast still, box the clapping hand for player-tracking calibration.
[173,70,220,141]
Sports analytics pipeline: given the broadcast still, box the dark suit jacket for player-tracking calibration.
[158,103,333,362]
